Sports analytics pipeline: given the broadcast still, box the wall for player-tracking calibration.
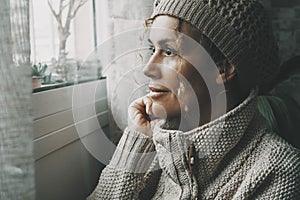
[263,0,300,63]
[34,80,109,200]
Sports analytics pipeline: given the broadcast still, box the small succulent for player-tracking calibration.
[32,63,47,77]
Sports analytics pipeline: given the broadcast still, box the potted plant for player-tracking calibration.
[32,63,47,89]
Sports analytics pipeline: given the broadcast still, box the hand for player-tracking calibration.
[128,96,154,137]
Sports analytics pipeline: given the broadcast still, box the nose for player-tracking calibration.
[143,55,162,80]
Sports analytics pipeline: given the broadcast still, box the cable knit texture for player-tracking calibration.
[151,0,280,92]
[88,91,300,199]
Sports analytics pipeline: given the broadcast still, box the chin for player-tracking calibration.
[151,101,180,119]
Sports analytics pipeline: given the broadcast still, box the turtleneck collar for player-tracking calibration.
[152,89,258,184]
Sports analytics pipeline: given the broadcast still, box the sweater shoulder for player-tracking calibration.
[260,131,300,157]
[257,131,300,174]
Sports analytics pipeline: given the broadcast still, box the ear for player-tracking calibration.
[216,65,236,84]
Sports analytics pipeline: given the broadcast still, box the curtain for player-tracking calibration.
[0,0,34,199]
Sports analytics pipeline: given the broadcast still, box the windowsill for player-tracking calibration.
[32,77,106,93]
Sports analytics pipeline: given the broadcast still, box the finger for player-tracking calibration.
[130,96,153,117]
[128,105,143,120]
[128,97,150,122]
[143,96,153,116]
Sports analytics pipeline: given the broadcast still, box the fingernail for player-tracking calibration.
[146,104,149,114]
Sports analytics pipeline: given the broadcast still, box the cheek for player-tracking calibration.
[191,76,210,105]
[179,64,210,105]
[160,61,181,91]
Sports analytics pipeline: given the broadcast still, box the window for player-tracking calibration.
[29,0,98,86]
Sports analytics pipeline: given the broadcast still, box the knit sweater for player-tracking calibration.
[88,91,300,199]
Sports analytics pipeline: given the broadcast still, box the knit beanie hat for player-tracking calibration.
[151,0,280,93]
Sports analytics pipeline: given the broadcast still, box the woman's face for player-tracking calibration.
[144,15,212,125]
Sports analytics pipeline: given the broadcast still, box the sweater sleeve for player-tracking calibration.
[87,127,160,200]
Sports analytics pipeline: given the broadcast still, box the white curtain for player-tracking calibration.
[0,0,34,199]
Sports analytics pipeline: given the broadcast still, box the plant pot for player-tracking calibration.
[32,77,42,89]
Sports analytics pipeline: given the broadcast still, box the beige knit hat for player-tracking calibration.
[151,0,280,93]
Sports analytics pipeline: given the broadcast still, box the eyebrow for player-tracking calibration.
[147,38,175,46]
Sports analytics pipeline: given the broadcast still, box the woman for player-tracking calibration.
[88,0,300,199]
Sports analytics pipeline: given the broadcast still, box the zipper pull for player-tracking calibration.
[188,144,195,177]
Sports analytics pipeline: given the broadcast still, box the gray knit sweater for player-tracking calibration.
[88,92,300,199]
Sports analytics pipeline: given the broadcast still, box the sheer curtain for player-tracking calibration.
[0,0,34,199]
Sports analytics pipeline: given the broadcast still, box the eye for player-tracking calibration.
[164,48,176,57]
[166,49,173,56]
[148,45,156,55]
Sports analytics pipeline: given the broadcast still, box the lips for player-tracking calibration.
[148,84,170,99]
